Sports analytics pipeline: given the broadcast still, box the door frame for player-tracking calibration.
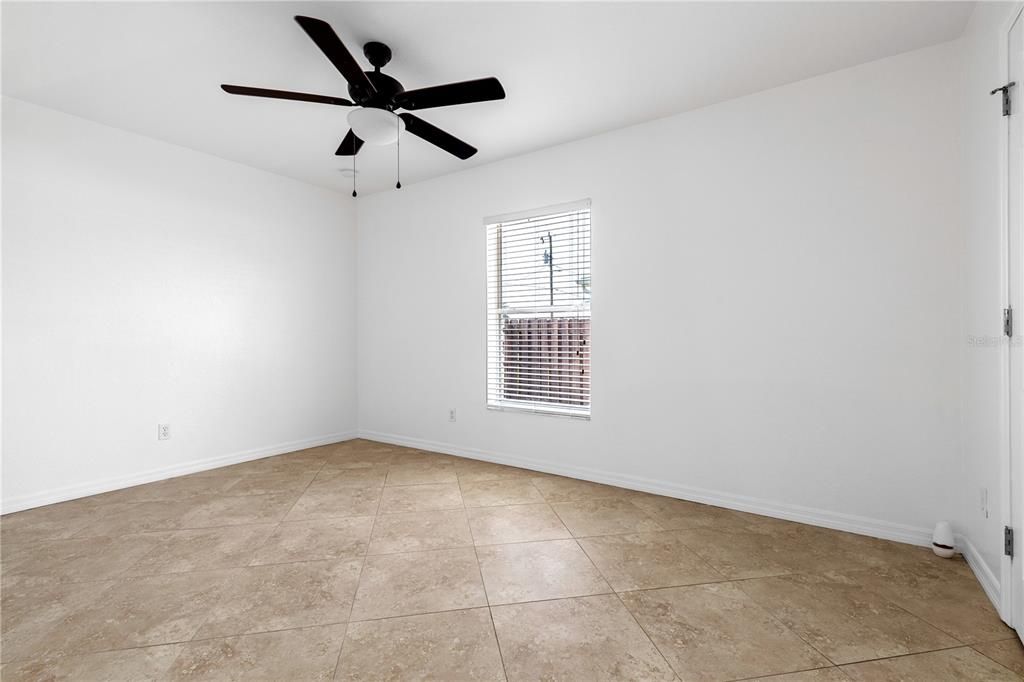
[1003,1,1024,630]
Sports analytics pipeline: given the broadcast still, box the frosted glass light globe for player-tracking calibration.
[347,108,405,146]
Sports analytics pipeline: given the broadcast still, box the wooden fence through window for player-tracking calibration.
[501,316,590,406]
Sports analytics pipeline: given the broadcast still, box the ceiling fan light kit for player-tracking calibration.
[220,15,506,196]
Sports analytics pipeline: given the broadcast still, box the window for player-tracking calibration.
[486,200,591,417]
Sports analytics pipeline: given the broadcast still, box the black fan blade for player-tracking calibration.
[294,16,375,100]
[335,129,364,156]
[399,113,477,159]
[395,77,505,111]
[221,84,352,107]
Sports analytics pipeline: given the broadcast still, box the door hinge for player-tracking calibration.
[1006,526,1014,558]
[991,82,1016,116]
[1005,307,1014,338]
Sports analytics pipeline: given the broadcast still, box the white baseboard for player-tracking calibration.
[2,431,358,514]
[359,430,933,547]
[958,533,1003,615]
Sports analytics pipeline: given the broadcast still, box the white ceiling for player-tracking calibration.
[3,2,972,196]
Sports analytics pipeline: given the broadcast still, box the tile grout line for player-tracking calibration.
[457,463,511,682]
[245,454,334,568]
[967,643,1024,678]
[60,469,328,535]
[331,456,387,681]
[729,664,851,681]
[608,582,678,677]
[7,620,356,666]
[730,577,843,669]
[837,579,975,650]
[648,522,996,657]
[484,604,511,682]
[729,574,982,670]
[72,487,321,538]
[567,534,679,678]
[834,642,1017,672]
[178,451,336,650]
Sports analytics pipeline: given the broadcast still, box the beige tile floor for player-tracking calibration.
[1,439,1022,681]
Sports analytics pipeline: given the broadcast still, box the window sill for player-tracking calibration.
[486,402,591,421]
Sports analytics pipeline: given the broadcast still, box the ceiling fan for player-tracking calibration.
[221,15,505,163]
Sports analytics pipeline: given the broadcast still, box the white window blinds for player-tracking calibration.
[486,201,591,417]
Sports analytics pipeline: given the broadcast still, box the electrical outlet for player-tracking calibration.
[981,487,989,519]
[448,408,457,422]
[158,424,170,440]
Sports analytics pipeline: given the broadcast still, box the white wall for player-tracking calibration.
[357,41,963,544]
[2,97,357,512]
[956,2,1023,611]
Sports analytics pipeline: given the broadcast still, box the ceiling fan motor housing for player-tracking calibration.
[357,70,405,110]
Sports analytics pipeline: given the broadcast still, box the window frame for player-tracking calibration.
[483,199,592,420]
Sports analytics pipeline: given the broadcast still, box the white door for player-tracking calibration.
[1009,5,1024,641]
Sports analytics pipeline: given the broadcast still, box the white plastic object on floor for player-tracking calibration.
[932,521,955,558]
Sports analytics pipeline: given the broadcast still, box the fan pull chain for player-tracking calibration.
[352,152,357,198]
[395,116,402,190]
